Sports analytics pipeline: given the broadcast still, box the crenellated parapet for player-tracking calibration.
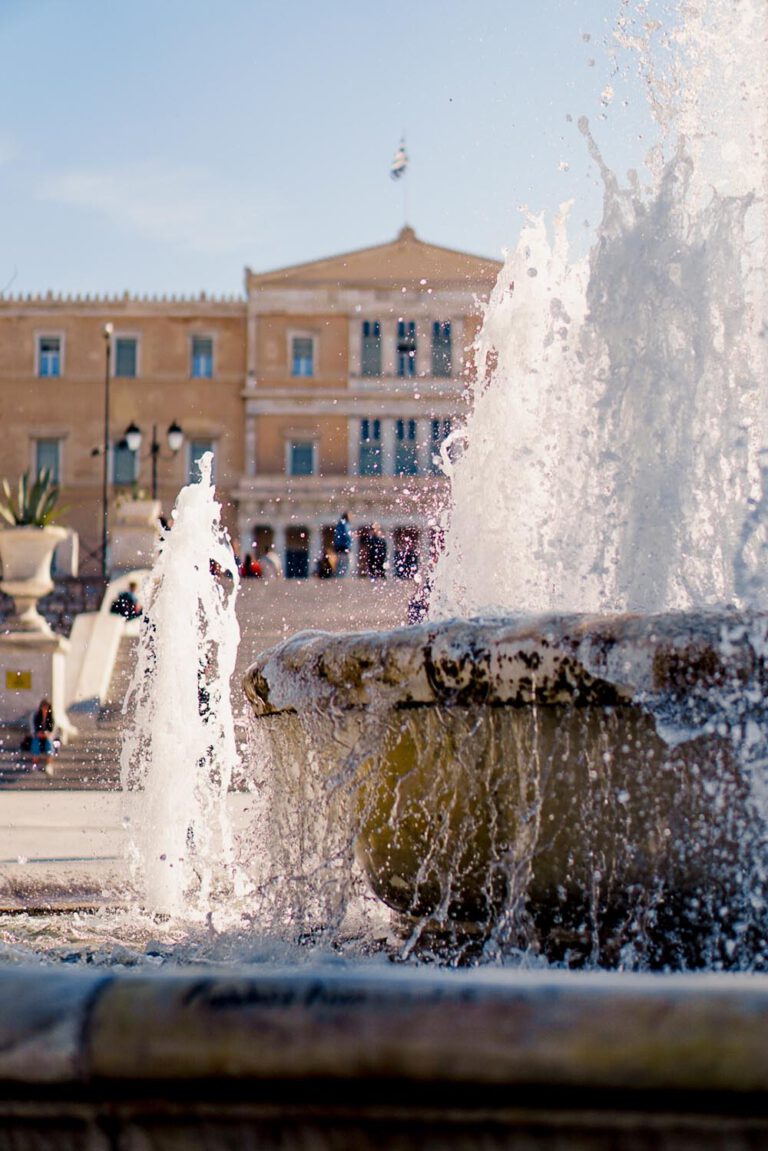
[0,289,245,312]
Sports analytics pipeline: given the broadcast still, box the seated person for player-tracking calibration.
[20,697,59,771]
[110,580,143,619]
[315,550,336,579]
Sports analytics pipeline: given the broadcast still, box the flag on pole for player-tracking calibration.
[390,140,408,180]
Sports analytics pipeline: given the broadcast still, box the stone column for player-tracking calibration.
[452,316,463,378]
[247,313,258,377]
[305,524,321,572]
[416,318,430,378]
[245,415,257,479]
[381,419,396,476]
[381,323,396,379]
[348,318,361,376]
[416,418,431,476]
[348,419,360,476]
[272,524,287,571]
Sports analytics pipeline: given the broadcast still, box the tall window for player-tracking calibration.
[38,335,61,378]
[361,320,382,377]
[113,442,138,486]
[397,320,416,377]
[291,336,314,377]
[431,321,452,377]
[359,418,382,475]
[188,438,215,482]
[289,440,315,476]
[35,438,61,483]
[430,417,452,474]
[191,336,214,378]
[395,418,418,475]
[115,337,138,378]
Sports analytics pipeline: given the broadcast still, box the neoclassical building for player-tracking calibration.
[0,228,501,578]
[236,226,501,577]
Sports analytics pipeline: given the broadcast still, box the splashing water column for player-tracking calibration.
[119,453,244,920]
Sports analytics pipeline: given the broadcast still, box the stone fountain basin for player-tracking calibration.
[244,610,768,965]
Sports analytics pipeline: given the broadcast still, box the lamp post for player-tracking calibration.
[101,323,113,581]
[123,421,185,500]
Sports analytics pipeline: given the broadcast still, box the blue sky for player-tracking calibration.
[0,1,663,297]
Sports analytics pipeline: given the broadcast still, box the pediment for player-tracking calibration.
[246,227,501,294]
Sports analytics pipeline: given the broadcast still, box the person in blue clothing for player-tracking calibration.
[333,511,353,577]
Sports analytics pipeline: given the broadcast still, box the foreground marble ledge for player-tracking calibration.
[2,967,768,1094]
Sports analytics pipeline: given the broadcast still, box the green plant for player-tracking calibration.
[0,468,61,527]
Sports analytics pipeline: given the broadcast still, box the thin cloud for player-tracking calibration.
[38,161,276,254]
[0,136,17,165]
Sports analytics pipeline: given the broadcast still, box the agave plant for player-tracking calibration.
[0,468,61,527]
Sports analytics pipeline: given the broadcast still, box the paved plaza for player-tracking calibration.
[0,578,415,792]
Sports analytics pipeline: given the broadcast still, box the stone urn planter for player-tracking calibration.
[110,498,162,573]
[115,497,162,527]
[244,611,768,968]
[0,525,68,633]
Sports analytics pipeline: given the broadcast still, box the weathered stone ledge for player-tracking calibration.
[2,966,768,1096]
[244,610,768,716]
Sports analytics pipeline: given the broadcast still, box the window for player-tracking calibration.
[115,337,138,378]
[397,320,417,377]
[188,438,215,482]
[35,438,61,483]
[38,335,61,378]
[395,418,418,475]
[431,321,452,377]
[361,320,382,377]
[291,336,314,377]
[113,442,138,486]
[359,418,382,475]
[289,440,315,476]
[191,336,214,378]
[431,417,452,474]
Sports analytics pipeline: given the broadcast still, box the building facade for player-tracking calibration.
[0,292,245,573]
[236,226,501,578]
[0,228,500,578]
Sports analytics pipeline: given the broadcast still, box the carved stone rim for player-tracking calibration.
[244,608,768,717]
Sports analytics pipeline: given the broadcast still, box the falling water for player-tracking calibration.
[428,0,768,620]
[119,454,245,920]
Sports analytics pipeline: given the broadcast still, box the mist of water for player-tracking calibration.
[428,0,768,620]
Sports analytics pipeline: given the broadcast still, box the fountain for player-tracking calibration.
[243,1,768,973]
[4,1,768,1144]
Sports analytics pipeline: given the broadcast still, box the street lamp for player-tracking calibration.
[123,421,185,499]
[101,323,113,581]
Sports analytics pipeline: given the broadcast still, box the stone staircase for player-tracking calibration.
[0,636,137,791]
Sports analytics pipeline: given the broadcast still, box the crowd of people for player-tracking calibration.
[315,514,388,580]
[233,512,396,584]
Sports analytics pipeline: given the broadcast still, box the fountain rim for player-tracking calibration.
[244,606,768,717]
